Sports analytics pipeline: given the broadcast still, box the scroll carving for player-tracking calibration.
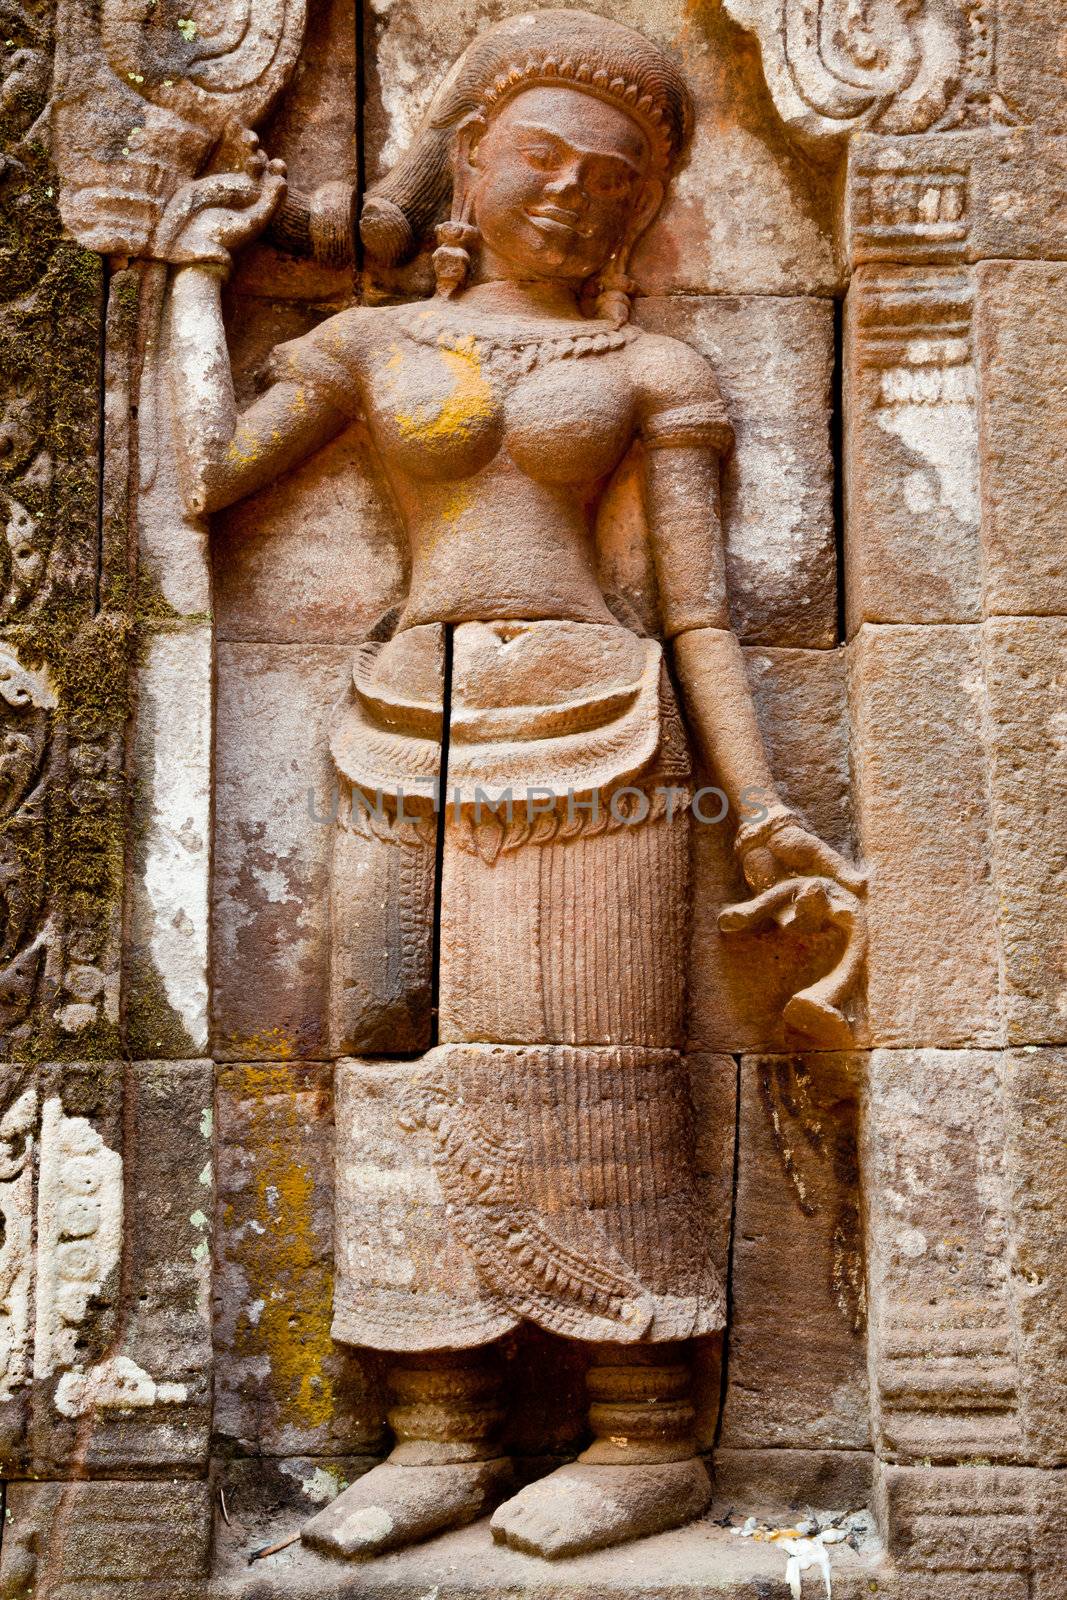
[52,0,307,257]
[724,0,1014,144]
[0,648,54,1045]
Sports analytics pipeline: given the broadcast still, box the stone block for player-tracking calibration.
[874,1461,1067,1598]
[864,1049,1024,1463]
[848,624,1002,1048]
[867,1047,1067,1469]
[638,296,836,648]
[362,0,838,299]
[845,266,981,628]
[998,0,1067,133]
[689,644,859,1054]
[983,618,1067,1044]
[976,263,1067,618]
[214,421,405,646]
[720,1054,868,1450]
[30,1060,213,1474]
[214,1061,384,1457]
[128,624,212,1057]
[711,1447,874,1518]
[847,131,1067,269]
[212,644,353,1061]
[1002,1048,1067,1465]
[0,1478,211,1598]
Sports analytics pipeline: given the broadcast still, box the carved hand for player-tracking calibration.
[151,128,287,268]
[736,812,866,898]
[720,811,868,1048]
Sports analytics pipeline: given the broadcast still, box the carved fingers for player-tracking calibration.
[719,865,868,1049]
[150,130,287,266]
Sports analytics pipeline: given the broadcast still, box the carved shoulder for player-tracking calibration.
[268,304,383,417]
[626,331,733,454]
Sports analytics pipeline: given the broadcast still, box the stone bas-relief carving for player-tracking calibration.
[23,0,1067,1590]
[153,6,865,1565]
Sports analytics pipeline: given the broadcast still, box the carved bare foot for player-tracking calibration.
[302,1458,513,1559]
[489,1457,711,1559]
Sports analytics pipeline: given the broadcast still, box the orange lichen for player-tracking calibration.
[225,1064,337,1435]
[223,1025,297,1060]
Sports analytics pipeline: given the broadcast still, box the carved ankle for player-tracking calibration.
[386,1346,508,1466]
[580,1341,698,1465]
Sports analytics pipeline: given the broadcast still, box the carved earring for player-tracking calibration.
[593,246,637,328]
[433,219,478,298]
[434,115,482,298]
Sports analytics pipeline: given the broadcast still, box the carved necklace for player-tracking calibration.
[395,302,639,375]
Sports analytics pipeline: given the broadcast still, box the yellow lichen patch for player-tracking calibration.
[224,1025,296,1060]
[225,1063,337,1436]
[439,482,472,527]
[395,335,493,444]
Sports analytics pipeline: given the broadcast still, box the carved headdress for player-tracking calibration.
[361,9,694,274]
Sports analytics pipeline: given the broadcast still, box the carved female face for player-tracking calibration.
[463,85,660,283]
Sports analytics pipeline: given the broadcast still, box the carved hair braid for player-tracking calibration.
[360,9,693,269]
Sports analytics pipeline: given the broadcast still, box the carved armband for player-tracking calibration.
[640,402,733,455]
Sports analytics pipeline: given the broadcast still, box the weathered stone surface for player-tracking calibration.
[40,0,1067,1584]
[875,1461,1067,1598]
[720,1054,868,1450]
[689,644,859,1053]
[848,624,1002,1048]
[724,0,976,145]
[30,1061,213,1473]
[212,645,353,1061]
[867,1047,1067,1471]
[638,296,836,648]
[976,263,1067,618]
[214,421,404,645]
[847,132,1067,269]
[129,625,212,1058]
[983,619,1067,1045]
[712,1447,874,1518]
[363,0,838,299]
[998,0,1067,133]
[137,270,213,620]
[0,1478,212,1598]
[214,1061,384,1457]
[213,1500,885,1597]
[864,1049,1023,1464]
[0,1066,36,1465]
[688,1053,739,1447]
[1002,1049,1067,1466]
[0,60,130,1058]
[845,266,981,628]
[234,0,359,305]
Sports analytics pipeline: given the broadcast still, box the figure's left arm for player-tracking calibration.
[635,335,865,899]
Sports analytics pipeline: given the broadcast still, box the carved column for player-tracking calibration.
[840,95,1067,1600]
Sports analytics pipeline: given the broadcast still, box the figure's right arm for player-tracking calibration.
[169,264,351,515]
[154,131,355,515]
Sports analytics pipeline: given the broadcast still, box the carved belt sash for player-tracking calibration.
[329,619,690,833]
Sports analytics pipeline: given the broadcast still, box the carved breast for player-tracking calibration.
[365,322,635,488]
[503,361,633,485]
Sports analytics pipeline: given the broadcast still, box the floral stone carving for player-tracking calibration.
[723,0,1015,143]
